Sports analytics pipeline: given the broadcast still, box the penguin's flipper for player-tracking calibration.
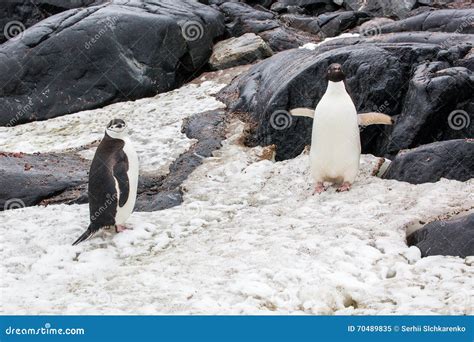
[72,225,99,246]
[290,108,314,118]
[113,151,130,208]
[358,112,393,126]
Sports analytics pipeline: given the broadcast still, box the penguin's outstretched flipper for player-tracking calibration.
[358,112,393,126]
[72,224,99,246]
[290,108,314,118]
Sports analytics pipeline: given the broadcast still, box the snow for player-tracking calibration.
[0,81,225,174]
[1,107,473,314]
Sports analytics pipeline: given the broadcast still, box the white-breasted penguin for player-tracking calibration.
[290,63,393,194]
[73,119,139,245]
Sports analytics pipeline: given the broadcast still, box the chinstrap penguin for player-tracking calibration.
[290,63,393,194]
[72,119,139,245]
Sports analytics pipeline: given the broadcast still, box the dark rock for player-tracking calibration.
[258,25,318,51]
[355,17,394,36]
[0,150,164,210]
[281,11,371,38]
[338,0,415,18]
[407,213,474,258]
[382,139,474,184]
[417,0,455,6]
[0,152,88,210]
[270,0,339,15]
[378,0,417,18]
[319,31,474,47]
[217,1,319,51]
[219,2,279,37]
[455,47,474,71]
[0,0,104,43]
[218,32,474,160]
[342,0,466,18]
[244,0,277,8]
[385,62,473,154]
[209,32,273,69]
[380,9,474,34]
[0,0,225,126]
[341,0,381,13]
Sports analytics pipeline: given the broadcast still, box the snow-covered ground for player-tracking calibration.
[1,80,473,315]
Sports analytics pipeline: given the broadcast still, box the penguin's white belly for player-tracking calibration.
[310,93,361,183]
[115,139,139,225]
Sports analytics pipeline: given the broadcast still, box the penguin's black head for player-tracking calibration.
[327,63,345,82]
[106,119,127,137]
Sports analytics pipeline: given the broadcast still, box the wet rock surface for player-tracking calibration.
[407,213,474,258]
[281,11,372,38]
[380,8,474,34]
[0,0,104,43]
[218,32,474,161]
[0,152,89,210]
[0,0,224,126]
[382,139,474,184]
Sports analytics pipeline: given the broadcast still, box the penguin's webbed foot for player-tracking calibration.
[115,225,132,233]
[313,182,327,195]
[336,182,352,192]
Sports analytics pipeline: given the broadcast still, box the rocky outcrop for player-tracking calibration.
[218,2,318,51]
[0,152,89,210]
[270,0,339,15]
[209,33,273,69]
[281,11,372,38]
[219,2,279,37]
[0,0,225,126]
[407,213,474,258]
[382,139,474,184]
[385,62,473,154]
[380,8,474,34]
[0,0,104,43]
[217,32,474,160]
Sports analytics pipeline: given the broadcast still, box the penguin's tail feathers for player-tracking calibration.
[72,224,99,246]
